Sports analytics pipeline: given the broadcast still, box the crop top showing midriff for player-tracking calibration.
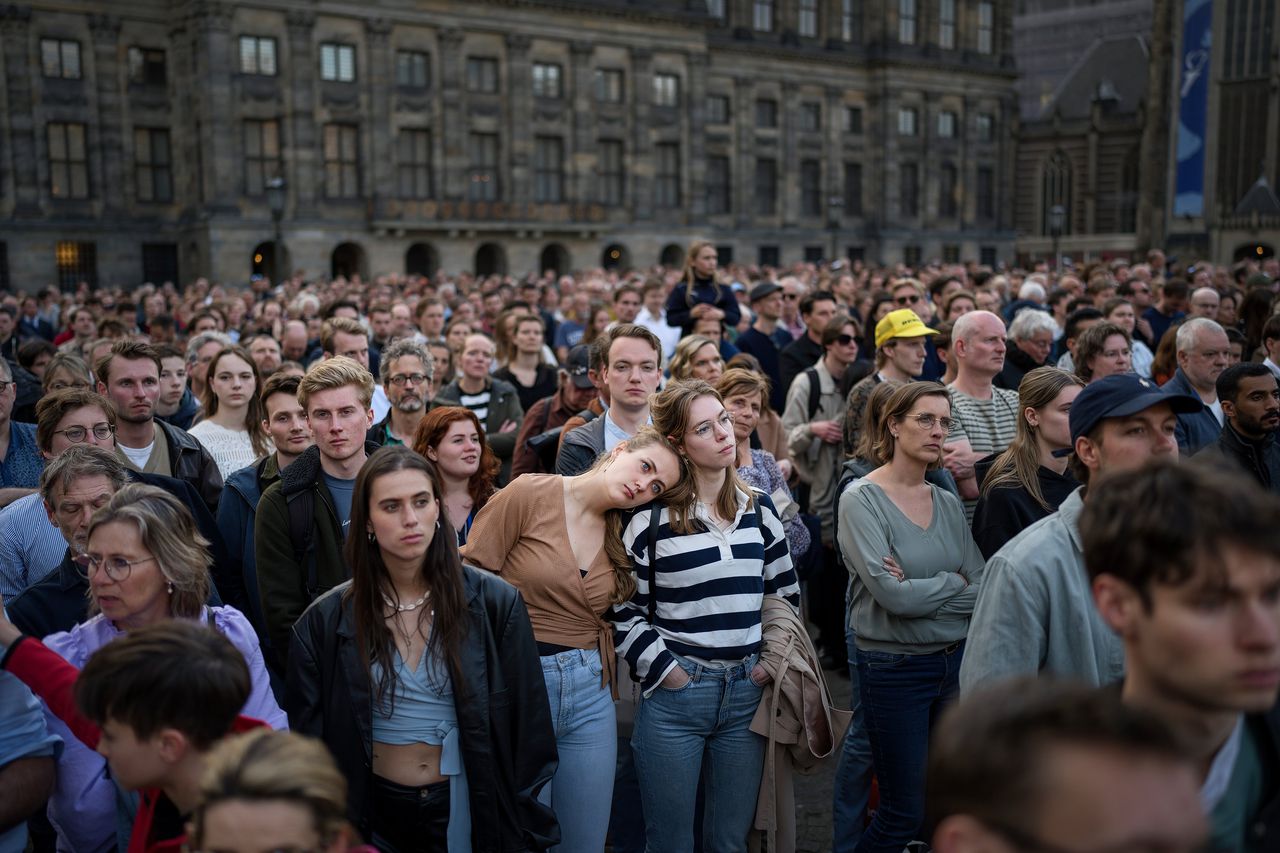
[370,648,457,746]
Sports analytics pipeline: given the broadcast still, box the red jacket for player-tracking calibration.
[2,636,266,853]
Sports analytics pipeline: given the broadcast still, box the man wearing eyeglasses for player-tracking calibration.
[367,339,434,448]
[0,358,42,510]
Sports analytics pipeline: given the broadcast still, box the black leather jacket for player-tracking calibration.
[286,567,559,851]
[1201,422,1280,495]
[156,418,224,513]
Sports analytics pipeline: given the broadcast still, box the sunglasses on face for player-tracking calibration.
[895,294,922,305]
[836,334,857,346]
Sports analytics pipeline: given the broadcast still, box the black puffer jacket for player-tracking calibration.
[286,568,559,852]
[1199,422,1280,495]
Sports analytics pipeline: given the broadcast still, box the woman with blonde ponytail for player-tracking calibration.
[972,366,1085,557]
[460,427,683,853]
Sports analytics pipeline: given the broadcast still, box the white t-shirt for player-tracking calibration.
[118,441,153,470]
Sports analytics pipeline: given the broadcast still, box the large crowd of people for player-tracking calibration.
[0,243,1278,853]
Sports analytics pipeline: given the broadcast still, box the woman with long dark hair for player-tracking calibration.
[413,406,499,545]
[287,446,558,852]
[612,379,800,852]
[188,345,272,478]
[663,241,741,338]
[461,427,682,853]
[972,367,1083,558]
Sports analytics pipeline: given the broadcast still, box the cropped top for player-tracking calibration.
[370,648,456,745]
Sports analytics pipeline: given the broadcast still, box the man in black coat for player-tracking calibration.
[1199,362,1280,493]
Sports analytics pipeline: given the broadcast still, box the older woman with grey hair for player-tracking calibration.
[996,308,1059,392]
[30,482,286,853]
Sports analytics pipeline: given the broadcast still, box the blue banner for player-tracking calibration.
[1174,0,1212,217]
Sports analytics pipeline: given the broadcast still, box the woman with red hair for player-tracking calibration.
[412,407,498,546]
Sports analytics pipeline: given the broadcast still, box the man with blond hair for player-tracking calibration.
[255,356,376,658]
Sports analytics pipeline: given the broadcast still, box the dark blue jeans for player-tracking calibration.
[853,641,964,853]
[832,626,873,852]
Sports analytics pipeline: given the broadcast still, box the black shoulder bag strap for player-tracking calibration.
[805,367,821,421]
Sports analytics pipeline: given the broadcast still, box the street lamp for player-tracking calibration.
[1048,203,1065,275]
[265,176,287,283]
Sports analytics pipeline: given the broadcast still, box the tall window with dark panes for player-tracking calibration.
[654,143,680,208]
[898,107,918,137]
[977,165,995,220]
[938,110,957,139]
[754,0,774,31]
[598,140,624,206]
[468,133,499,201]
[56,241,96,289]
[128,47,166,86]
[653,73,679,108]
[397,128,432,199]
[755,158,777,215]
[244,119,281,195]
[799,103,821,132]
[976,113,994,142]
[842,0,856,41]
[396,51,429,88]
[844,105,863,134]
[40,38,80,79]
[534,137,564,203]
[756,98,778,128]
[903,245,922,267]
[939,163,958,217]
[239,36,276,75]
[320,43,355,82]
[798,0,818,37]
[900,162,919,217]
[707,94,730,124]
[977,1,994,54]
[323,124,360,198]
[466,58,499,93]
[134,128,172,202]
[141,244,179,287]
[800,160,822,216]
[938,0,956,49]
[48,123,88,199]
[594,68,623,103]
[899,0,916,44]
[532,63,563,99]
[706,156,730,214]
[844,162,863,215]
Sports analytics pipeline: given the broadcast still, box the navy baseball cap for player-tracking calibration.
[1064,373,1201,451]
[564,344,594,389]
[749,281,782,303]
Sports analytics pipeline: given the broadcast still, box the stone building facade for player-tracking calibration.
[0,0,1017,290]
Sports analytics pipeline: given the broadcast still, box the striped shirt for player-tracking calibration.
[946,384,1020,521]
[0,493,68,597]
[611,488,801,695]
[458,388,491,424]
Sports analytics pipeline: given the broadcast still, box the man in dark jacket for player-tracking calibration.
[1084,462,1280,853]
[1164,317,1229,454]
[97,341,223,513]
[512,344,597,477]
[1199,362,1280,493]
[778,290,838,402]
[366,339,433,448]
[995,307,1056,392]
[432,333,524,483]
[256,357,375,661]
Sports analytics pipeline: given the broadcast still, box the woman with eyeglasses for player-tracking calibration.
[836,381,984,853]
[612,379,801,852]
[188,346,273,479]
[25,483,284,853]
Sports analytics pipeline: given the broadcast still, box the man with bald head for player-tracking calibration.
[944,311,1020,520]
[280,320,310,364]
[1188,287,1221,320]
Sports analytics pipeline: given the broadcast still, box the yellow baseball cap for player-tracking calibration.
[875,309,939,348]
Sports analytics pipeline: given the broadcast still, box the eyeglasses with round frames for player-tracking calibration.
[73,553,157,582]
[689,411,735,439]
[387,373,427,387]
[906,413,955,434]
[53,423,115,443]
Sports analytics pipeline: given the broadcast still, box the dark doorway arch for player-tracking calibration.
[602,243,630,271]
[251,241,290,284]
[539,243,570,276]
[475,242,507,277]
[330,242,367,280]
[659,243,684,268]
[1234,242,1275,262]
[406,242,439,278]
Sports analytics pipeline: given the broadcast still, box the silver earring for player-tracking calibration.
[435,518,441,530]
[367,531,376,544]
[166,581,174,595]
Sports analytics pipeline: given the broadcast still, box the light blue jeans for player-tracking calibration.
[632,654,765,853]
[539,648,618,853]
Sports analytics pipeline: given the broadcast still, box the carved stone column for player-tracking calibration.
[285,10,317,216]
[437,27,465,200]
[365,18,394,215]
[89,14,125,214]
[686,52,709,221]
[1,6,40,216]
[505,32,532,208]
[190,3,236,212]
[568,40,594,207]
[630,47,653,221]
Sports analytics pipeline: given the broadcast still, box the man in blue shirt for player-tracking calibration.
[0,359,42,508]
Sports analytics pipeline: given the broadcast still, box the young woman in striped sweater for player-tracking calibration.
[611,379,801,853]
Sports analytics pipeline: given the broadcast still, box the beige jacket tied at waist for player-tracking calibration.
[749,597,853,853]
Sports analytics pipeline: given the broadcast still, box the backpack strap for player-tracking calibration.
[805,367,821,421]
[647,506,661,627]
[287,488,318,601]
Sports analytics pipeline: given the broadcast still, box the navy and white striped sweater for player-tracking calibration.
[610,489,801,694]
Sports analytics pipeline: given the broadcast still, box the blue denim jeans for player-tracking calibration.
[832,626,874,852]
[632,655,765,853]
[538,648,617,853]
[854,642,964,853]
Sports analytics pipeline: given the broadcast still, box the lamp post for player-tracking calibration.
[265,176,287,283]
[1048,203,1065,275]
